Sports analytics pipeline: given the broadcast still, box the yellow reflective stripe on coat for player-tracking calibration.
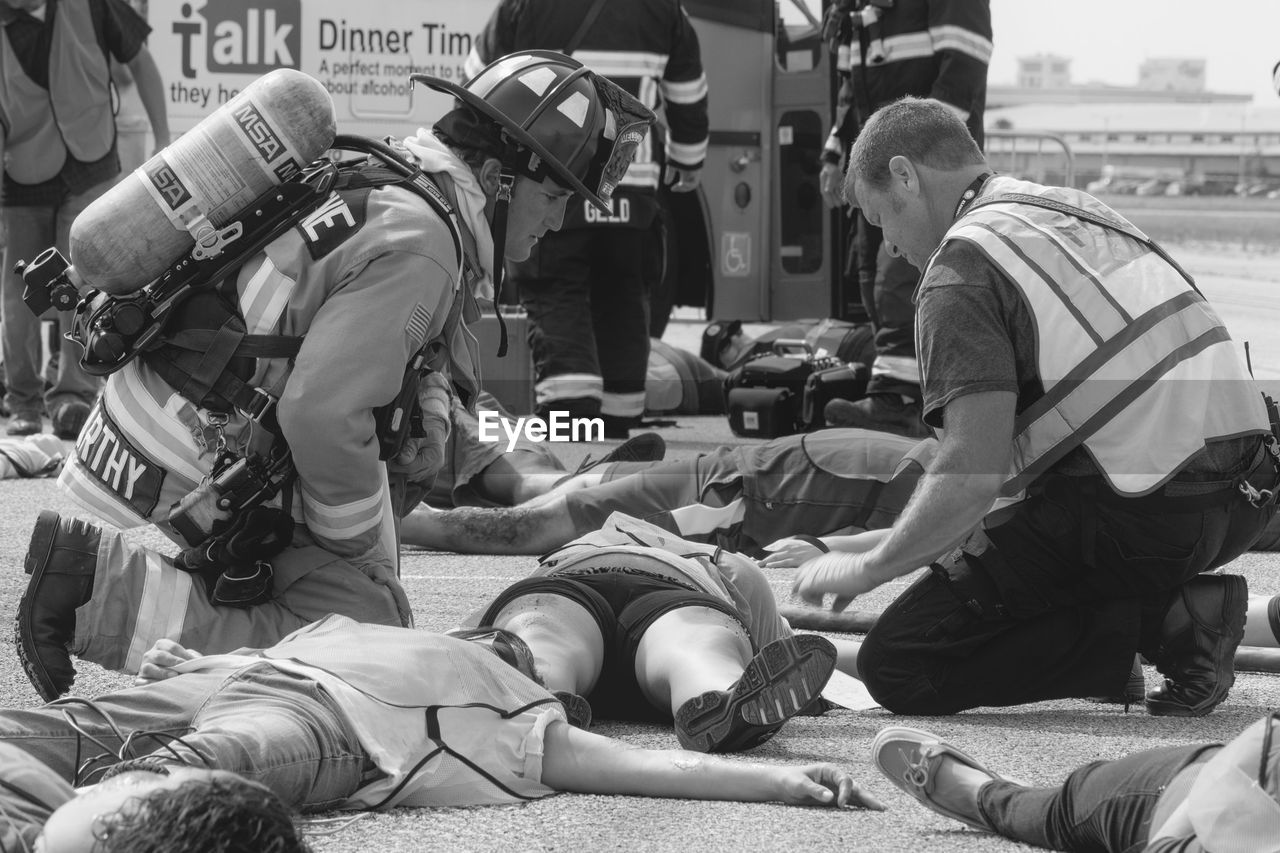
[927,176,1268,496]
[299,480,385,541]
[59,361,206,539]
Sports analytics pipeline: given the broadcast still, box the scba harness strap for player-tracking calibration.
[150,137,466,606]
[142,286,302,429]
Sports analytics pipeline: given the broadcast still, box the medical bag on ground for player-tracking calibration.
[800,361,869,429]
[726,353,869,438]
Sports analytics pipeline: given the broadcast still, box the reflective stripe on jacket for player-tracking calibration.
[924,175,1268,497]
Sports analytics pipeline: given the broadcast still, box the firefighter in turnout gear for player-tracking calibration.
[467,0,709,438]
[14,53,654,702]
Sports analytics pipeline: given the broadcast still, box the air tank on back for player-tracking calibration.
[69,68,337,293]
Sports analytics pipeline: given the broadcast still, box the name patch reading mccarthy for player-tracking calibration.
[75,404,165,517]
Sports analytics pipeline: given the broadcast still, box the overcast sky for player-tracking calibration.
[987,0,1280,102]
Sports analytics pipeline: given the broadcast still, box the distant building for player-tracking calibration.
[984,53,1266,189]
[985,102,1280,190]
[1017,54,1072,89]
[1139,58,1206,93]
[990,54,1246,109]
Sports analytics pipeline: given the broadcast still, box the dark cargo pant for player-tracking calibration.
[858,454,1279,714]
[855,216,921,403]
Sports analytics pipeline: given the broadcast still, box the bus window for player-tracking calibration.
[776,0,823,72]
[777,109,824,274]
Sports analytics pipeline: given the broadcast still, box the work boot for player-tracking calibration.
[14,510,101,701]
[1145,573,1248,717]
[5,413,42,437]
[823,394,930,438]
[601,414,638,440]
[674,635,836,753]
[51,400,92,441]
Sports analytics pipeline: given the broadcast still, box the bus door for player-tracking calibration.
[770,0,836,320]
[682,1,774,320]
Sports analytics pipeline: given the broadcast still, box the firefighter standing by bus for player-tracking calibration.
[467,0,710,439]
[818,0,992,437]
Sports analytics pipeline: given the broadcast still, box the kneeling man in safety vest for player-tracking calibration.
[14,53,654,701]
[792,97,1280,718]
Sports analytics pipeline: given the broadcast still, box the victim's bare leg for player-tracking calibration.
[634,607,754,715]
[830,637,862,678]
[488,593,606,695]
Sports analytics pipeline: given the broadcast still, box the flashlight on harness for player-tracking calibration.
[15,247,83,315]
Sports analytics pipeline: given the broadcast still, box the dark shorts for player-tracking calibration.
[478,570,750,721]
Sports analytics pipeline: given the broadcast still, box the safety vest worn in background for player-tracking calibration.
[0,0,115,183]
[924,175,1269,497]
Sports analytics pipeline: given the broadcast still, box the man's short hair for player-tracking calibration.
[847,97,986,195]
[96,775,309,853]
[434,104,507,169]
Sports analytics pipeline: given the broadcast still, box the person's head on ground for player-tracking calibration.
[843,96,989,269]
[701,319,755,369]
[36,766,308,853]
[417,50,654,263]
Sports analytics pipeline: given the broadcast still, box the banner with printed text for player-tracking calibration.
[148,0,502,137]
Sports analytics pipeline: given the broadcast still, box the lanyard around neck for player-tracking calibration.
[953,172,994,220]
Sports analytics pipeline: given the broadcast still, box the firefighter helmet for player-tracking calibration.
[414,50,653,211]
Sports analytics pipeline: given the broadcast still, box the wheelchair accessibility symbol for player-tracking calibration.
[721,232,751,277]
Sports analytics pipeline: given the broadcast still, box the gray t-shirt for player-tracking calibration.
[916,240,1254,479]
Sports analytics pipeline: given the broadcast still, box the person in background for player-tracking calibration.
[818,0,991,437]
[0,0,169,438]
[467,0,710,439]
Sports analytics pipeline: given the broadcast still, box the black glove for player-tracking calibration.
[175,506,293,607]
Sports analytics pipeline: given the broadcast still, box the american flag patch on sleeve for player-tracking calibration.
[405,304,431,345]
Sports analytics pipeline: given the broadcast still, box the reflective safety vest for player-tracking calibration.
[922,175,1269,497]
[0,0,116,183]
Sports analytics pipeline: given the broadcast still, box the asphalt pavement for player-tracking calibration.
[0,314,1278,852]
